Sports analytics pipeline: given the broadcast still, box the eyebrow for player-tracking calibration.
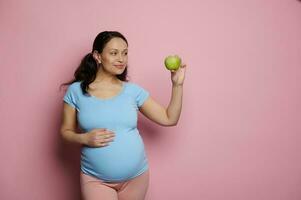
[110,48,128,51]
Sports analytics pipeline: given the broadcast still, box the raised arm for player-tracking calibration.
[139,63,187,126]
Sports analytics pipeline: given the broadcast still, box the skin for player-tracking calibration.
[60,37,187,147]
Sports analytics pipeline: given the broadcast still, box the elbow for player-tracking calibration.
[156,120,177,127]
[163,120,178,127]
[60,128,70,141]
[170,121,178,126]
[163,115,179,126]
[60,129,66,140]
[163,112,178,126]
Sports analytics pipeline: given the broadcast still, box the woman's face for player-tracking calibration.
[94,37,128,75]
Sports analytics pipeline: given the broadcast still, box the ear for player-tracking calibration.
[92,50,101,63]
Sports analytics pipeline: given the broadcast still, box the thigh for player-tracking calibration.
[80,172,118,200]
[118,170,150,200]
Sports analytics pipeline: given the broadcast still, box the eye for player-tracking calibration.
[111,52,117,55]
[124,52,128,55]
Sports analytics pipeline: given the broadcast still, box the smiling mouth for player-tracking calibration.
[114,65,125,69]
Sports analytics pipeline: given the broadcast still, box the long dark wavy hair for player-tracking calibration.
[60,31,129,95]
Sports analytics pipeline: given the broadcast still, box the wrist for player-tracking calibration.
[79,134,87,145]
[172,83,183,87]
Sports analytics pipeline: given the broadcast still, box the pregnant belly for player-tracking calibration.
[80,129,148,182]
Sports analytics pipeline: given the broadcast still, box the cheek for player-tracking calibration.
[123,56,128,64]
[102,56,112,63]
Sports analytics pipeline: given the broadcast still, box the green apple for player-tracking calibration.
[164,55,181,70]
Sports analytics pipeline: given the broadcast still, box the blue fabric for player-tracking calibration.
[63,81,150,182]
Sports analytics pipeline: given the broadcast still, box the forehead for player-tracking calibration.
[104,37,128,51]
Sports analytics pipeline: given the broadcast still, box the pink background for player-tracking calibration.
[1,0,300,199]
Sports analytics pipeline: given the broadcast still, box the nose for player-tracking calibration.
[117,54,125,63]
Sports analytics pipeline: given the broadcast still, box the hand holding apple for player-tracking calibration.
[164,55,187,86]
[164,55,182,71]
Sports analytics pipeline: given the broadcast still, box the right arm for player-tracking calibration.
[60,103,85,145]
[60,103,115,147]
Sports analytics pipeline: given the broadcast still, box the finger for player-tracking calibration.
[97,130,114,135]
[95,134,115,140]
[104,134,115,139]
[95,129,107,134]
[95,140,111,147]
[97,129,108,134]
[99,138,114,145]
[95,139,108,145]
[98,143,109,147]
[104,132,115,138]
[105,130,115,134]
[96,128,106,131]
[103,138,114,143]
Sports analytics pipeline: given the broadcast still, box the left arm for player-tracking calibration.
[139,63,187,126]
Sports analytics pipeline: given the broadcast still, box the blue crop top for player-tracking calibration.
[63,81,150,182]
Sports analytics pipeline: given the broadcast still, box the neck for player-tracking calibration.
[94,67,120,85]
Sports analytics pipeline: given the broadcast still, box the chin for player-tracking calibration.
[111,71,123,77]
[115,67,126,74]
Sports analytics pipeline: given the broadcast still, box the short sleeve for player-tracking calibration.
[136,85,150,108]
[63,84,78,110]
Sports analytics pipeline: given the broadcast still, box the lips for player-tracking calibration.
[114,65,125,69]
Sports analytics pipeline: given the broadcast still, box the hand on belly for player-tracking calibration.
[81,129,147,180]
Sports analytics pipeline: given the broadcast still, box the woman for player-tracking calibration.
[60,31,186,200]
